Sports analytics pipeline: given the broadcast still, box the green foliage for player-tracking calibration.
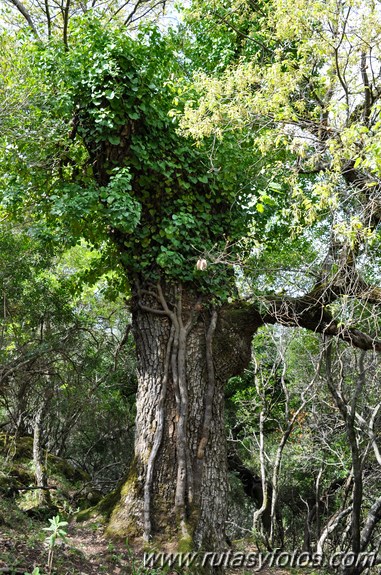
[0,222,136,492]
[22,515,68,575]
[43,514,69,547]
[2,0,381,563]
[179,0,273,73]
[179,6,381,319]
[43,514,69,574]
[0,18,268,299]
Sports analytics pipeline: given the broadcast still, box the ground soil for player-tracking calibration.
[0,512,294,575]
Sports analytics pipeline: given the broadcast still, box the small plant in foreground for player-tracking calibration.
[43,515,69,574]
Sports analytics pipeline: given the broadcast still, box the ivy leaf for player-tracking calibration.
[108,135,121,145]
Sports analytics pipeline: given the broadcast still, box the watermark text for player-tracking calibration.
[143,549,377,571]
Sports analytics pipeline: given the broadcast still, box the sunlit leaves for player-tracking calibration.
[180,0,381,264]
[0,19,257,298]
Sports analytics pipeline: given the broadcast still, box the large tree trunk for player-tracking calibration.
[107,280,256,555]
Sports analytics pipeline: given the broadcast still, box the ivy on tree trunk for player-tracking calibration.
[107,279,257,553]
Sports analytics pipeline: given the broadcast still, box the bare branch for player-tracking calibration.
[360,495,381,551]
[361,51,372,124]
[6,0,40,36]
[316,506,351,556]
[62,0,71,49]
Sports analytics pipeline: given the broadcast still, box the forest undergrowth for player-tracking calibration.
[0,434,293,575]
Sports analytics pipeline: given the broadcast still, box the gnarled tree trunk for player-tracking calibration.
[107,280,257,555]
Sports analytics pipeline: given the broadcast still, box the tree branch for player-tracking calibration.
[6,0,39,37]
[316,506,352,556]
[260,296,381,352]
[360,495,381,551]
[361,51,371,124]
[223,293,381,354]
[62,0,71,49]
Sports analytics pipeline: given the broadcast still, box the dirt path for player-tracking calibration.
[1,514,294,574]
[67,521,294,574]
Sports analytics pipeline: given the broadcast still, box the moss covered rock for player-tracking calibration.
[75,481,124,523]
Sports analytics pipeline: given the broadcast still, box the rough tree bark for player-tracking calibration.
[107,279,258,557]
[105,275,381,558]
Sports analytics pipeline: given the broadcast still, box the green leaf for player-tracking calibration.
[268,182,282,191]
[108,135,121,145]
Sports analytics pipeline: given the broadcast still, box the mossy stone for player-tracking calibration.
[75,480,124,523]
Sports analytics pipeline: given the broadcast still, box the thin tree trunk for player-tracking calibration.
[252,410,268,539]
[325,341,367,575]
[33,399,51,506]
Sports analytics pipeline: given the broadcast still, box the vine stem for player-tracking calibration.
[174,287,189,532]
[137,280,202,537]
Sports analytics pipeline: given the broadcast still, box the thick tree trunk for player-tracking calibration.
[107,281,256,556]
